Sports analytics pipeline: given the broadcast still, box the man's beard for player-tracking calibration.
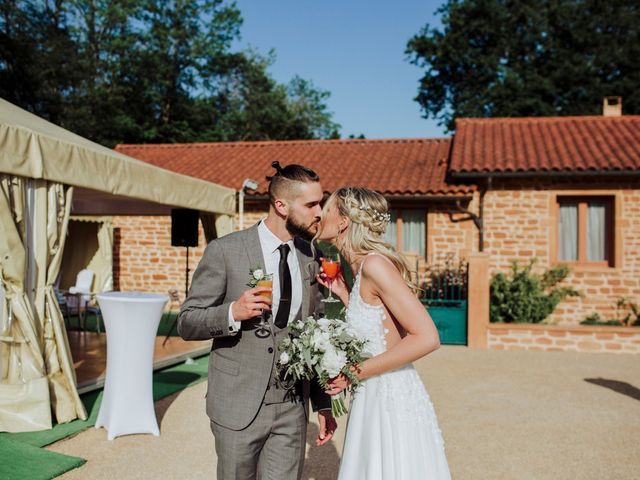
[286,215,318,241]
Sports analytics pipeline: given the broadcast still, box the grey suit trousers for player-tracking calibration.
[211,401,306,480]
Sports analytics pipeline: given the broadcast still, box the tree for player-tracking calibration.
[0,0,340,146]
[285,76,340,140]
[406,0,640,131]
[0,1,81,124]
[210,50,340,141]
[62,0,143,144]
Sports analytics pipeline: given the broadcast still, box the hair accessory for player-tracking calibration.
[357,202,391,222]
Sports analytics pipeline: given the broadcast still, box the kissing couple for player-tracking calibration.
[178,162,450,479]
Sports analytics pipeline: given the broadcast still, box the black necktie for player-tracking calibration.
[274,244,292,329]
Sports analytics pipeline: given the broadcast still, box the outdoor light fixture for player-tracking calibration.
[239,178,259,230]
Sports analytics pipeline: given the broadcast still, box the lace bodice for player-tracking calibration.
[345,268,388,357]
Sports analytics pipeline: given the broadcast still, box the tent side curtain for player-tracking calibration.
[39,180,87,424]
[60,217,113,292]
[0,175,87,433]
[201,213,234,244]
[0,174,52,431]
[0,99,236,216]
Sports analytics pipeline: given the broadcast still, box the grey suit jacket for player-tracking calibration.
[177,224,329,431]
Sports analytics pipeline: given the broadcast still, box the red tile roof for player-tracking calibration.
[450,116,640,175]
[116,138,472,196]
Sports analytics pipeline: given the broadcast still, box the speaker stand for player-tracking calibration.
[163,246,190,346]
[184,245,190,300]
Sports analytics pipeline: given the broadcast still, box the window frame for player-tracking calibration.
[552,193,618,269]
[385,207,428,258]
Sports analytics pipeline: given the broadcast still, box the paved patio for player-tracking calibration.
[49,346,640,479]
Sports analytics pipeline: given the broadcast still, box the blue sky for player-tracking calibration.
[233,1,448,139]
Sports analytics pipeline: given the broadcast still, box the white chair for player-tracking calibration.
[66,269,98,331]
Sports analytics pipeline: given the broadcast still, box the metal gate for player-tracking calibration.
[415,255,468,345]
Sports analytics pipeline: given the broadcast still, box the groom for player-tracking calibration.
[177,162,336,480]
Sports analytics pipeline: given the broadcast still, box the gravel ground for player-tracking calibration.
[49,346,640,479]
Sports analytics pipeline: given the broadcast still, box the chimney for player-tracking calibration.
[603,96,622,117]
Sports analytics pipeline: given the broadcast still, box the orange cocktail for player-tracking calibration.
[256,278,273,300]
[321,255,341,302]
[255,274,273,337]
[322,259,340,279]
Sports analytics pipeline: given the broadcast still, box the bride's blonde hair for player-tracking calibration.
[324,187,417,291]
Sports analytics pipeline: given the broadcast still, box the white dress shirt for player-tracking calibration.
[228,220,303,331]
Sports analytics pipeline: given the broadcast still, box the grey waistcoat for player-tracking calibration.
[263,308,303,405]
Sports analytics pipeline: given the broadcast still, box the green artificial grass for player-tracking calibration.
[0,437,86,480]
[0,353,209,479]
[5,390,103,448]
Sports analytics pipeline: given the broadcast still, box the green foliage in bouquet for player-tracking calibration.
[490,259,582,324]
[278,316,370,417]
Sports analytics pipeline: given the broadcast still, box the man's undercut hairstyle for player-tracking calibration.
[267,161,320,204]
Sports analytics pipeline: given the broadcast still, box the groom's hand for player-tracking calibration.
[315,410,337,446]
[231,287,272,321]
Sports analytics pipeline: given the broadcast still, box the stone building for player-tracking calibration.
[106,110,640,352]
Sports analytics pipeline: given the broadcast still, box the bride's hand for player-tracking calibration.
[325,373,351,396]
[316,262,349,304]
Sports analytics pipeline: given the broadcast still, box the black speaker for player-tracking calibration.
[171,209,199,247]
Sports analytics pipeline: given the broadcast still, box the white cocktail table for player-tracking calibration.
[95,291,168,440]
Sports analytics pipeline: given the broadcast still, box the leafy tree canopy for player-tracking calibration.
[0,0,340,146]
[406,0,640,130]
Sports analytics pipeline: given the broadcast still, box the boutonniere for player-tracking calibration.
[247,265,266,288]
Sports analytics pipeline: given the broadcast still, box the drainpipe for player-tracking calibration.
[450,176,490,252]
[478,176,491,252]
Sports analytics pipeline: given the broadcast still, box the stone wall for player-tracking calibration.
[110,181,640,328]
[488,323,640,354]
[479,182,640,325]
[112,209,266,302]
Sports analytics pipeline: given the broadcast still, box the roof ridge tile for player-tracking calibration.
[116,137,452,149]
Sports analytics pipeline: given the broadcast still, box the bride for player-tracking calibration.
[316,187,451,479]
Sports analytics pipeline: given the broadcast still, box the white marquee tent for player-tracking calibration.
[0,98,235,432]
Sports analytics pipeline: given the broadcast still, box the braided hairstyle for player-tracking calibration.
[326,187,417,291]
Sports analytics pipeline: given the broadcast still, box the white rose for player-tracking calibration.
[320,345,347,378]
[252,269,264,280]
[312,330,331,352]
[279,351,290,365]
[317,318,331,331]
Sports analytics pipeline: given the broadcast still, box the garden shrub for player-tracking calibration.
[490,259,581,323]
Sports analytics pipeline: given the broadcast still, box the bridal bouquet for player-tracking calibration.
[277,316,370,417]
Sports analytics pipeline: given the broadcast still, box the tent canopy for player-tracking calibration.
[0,98,236,215]
[0,98,237,432]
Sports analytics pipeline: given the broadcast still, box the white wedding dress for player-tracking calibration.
[338,258,451,480]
